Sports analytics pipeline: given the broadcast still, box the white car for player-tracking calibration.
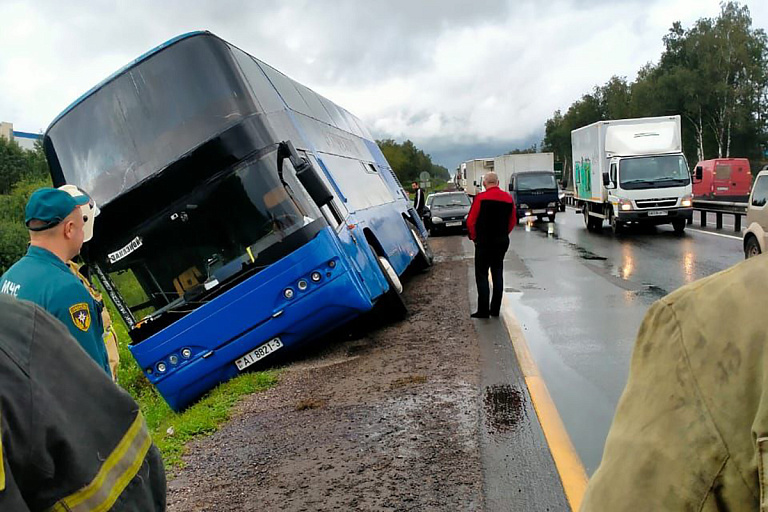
[743,169,768,258]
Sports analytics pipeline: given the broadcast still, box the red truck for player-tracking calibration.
[692,158,752,201]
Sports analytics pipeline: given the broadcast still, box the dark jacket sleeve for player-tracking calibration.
[0,297,166,511]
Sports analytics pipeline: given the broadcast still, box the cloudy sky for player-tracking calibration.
[1,0,766,169]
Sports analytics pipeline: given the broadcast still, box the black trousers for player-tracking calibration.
[474,237,510,314]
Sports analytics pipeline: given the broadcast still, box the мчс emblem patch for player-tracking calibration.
[69,303,91,332]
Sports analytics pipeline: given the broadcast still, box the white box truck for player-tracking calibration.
[462,158,495,196]
[572,115,693,234]
[462,153,555,196]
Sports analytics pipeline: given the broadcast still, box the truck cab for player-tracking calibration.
[509,171,560,222]
[603,153,693,234]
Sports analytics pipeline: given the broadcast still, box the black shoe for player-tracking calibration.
[489,311,500,317]
[471,311,490,319]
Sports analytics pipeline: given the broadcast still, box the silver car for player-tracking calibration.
[743,169,768,258]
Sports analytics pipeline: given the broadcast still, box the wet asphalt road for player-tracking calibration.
[480,207,744,475]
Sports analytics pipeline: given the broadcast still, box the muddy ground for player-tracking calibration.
[168,235,485,511]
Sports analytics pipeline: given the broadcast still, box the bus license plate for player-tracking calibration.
[235,338,283,371]
[647,210,668,217]
[446,221,462,227]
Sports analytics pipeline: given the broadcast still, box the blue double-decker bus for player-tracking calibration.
[43,31,433,410]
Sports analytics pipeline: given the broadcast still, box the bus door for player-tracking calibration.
[306,153,386,301]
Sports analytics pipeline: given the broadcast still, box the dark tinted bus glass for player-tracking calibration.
[100,145,319,320]
[46,35,261,206]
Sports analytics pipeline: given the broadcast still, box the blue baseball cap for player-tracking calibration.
[25,187,90,231]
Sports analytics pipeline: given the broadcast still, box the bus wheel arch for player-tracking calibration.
[404,217,433,271]
[363,229,407,319]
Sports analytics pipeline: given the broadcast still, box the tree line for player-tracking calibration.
[542,2,768,179]
[0,137,51,273]
[376,139,451,184]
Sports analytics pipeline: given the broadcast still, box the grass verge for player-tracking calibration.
[104,295,280,471]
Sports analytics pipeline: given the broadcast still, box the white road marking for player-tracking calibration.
[687,228,742,241]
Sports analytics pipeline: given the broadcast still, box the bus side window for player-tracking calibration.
[305,153,346,228]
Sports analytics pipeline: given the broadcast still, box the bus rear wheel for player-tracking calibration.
[376,255,407,320]
[409,224,433,271]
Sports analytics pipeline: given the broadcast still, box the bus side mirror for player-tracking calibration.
[694,166,703,182]
[279,141,333,208]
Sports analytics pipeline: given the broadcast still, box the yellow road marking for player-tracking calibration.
[500,297,588,511]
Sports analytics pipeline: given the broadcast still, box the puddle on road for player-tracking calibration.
[483,384,526,433]
[575,247,607,261]
[638,284,668,300]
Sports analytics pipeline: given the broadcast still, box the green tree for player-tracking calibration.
[544,1,768,172]
[376,139,447,184]
[0,178,51,273]
[0,136,29,195]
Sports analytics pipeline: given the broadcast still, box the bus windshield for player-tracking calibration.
[620,155,690,189]
[99,145,319,322]
[45,35,259,207]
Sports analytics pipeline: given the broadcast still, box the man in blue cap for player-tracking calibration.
[0,187,111,376]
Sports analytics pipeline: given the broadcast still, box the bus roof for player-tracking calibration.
[46,31,209,133]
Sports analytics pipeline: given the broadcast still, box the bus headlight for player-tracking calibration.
[169,355,179,365]
[156,362,167,373]
[297,280,308,291]
[181,348,192,359]
[311,272,322,282]
[284,288,295,299]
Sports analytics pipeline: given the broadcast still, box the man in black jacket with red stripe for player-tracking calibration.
[466,172,517,318]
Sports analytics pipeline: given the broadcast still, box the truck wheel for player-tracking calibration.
[584,208,601,232]
[672,219,686,235]
[409,224,433,271]
[610,213,623,235]
[376,255,407,320]
[745,236,761,259]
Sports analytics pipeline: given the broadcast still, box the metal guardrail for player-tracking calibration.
[692,200,747,232]
[561,193,748,233]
